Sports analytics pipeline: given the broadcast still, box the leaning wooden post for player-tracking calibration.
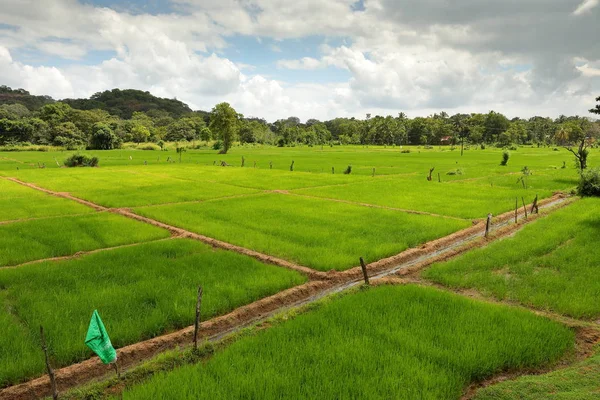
[531,194,539,214]
[521,197,528,219]
[332,167,335,174]
[485,213,492,238]
[372,168,375,177]
[514,197,518,224]
[193,286,203,351]
[290,160,294,171]
[40,326,58,400]
[359,257,370,285]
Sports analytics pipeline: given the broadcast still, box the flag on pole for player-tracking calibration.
[85,310,117,364]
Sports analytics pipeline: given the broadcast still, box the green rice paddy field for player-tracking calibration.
[0,145,598,398]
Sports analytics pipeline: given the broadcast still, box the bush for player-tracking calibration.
[64,153,99,167]
[446,168,463,176]
[137,143,161,151]
[578,168,600,197]
[500,151,510,166]
[343,165,352,175]
[212,140,223,151]
[401,149,411,154]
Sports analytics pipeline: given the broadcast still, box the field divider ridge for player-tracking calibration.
[111,207,328,280]
[282,191,471,221]
[2,237,177,270]
[4,178,107,211]
[2,176,327,280]
[0,194,575,400]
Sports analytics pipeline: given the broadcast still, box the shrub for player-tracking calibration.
[500,151,510,166]
[343,165,352,175]
[400,149,411,154]
[578,168,600,197]
[64,153,99,167]
[212,140,223,151]
[137,143,161,151]
[89,123,121,150]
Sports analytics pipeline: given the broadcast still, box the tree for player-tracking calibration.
[209,102,239,154]
[484,111,509,142]
[90,122,121,150]
[560,120,592,171]
[590,96,600,115]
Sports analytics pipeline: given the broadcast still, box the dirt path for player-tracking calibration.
[0,193,573,400]
[0,211,99,226]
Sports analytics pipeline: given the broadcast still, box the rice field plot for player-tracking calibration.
[0,179,93,222]
[0,239,306,387]
[293,175,555,219]
[10,168,259,208]
[423,199,600,319]
[120,285,574,400]
[474,346,600,400]
[134,193,470,271]
[0,213,169,267]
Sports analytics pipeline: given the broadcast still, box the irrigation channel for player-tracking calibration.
[0,184,574,400]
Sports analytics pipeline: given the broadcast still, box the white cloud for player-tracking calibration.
[574,0,599,15]
[277,57,322,70]
[0,0,598,121]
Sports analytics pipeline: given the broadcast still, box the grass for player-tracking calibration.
[474,346,600,400]
[134,193,470,271]
[423,198,600,319]
[0,179,93,222]
[0,239,306,387]
[119,285,574,400]
[294,175,555,219]
[0,213,169,267]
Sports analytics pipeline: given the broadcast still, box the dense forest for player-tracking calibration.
[0,86,598,152]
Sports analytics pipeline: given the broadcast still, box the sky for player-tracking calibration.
[0,0,599,122]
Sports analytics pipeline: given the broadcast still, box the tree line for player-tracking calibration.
[1,86,599,155]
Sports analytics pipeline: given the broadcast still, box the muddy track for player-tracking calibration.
[0,193,572,400]
[0,212,100,226]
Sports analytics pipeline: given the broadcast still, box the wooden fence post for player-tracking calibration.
[40,326,58,400]
[531,195,539,214]
[332,167,335,174]
[438,173,441,183]
[193,286,203,351]
[290,160,294,171]
[515,197,518,223]
[359,257,370,285]
[521,197,528,219]
[372,168,375,177]
[485,213,492,238]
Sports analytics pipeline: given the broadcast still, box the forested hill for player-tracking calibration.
[61,89,193,119]
[0,86,54,110]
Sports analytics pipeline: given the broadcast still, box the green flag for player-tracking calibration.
[85,310,117,364]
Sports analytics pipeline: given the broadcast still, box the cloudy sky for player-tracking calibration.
[0,0,598,121]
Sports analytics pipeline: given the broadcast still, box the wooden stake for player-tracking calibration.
[521,197,528,219]
[359,257,370,285]
[438,172,441,183]
[514,197,518,223]
[372,168,375,177]
[193,286,203,351]
[40,326,58,400]
[485,213,492,238]
[269,161,272,169]
[332,167,335,174]
[112,361,121,379]
[290,160,294,171]
[531,194,539,214]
